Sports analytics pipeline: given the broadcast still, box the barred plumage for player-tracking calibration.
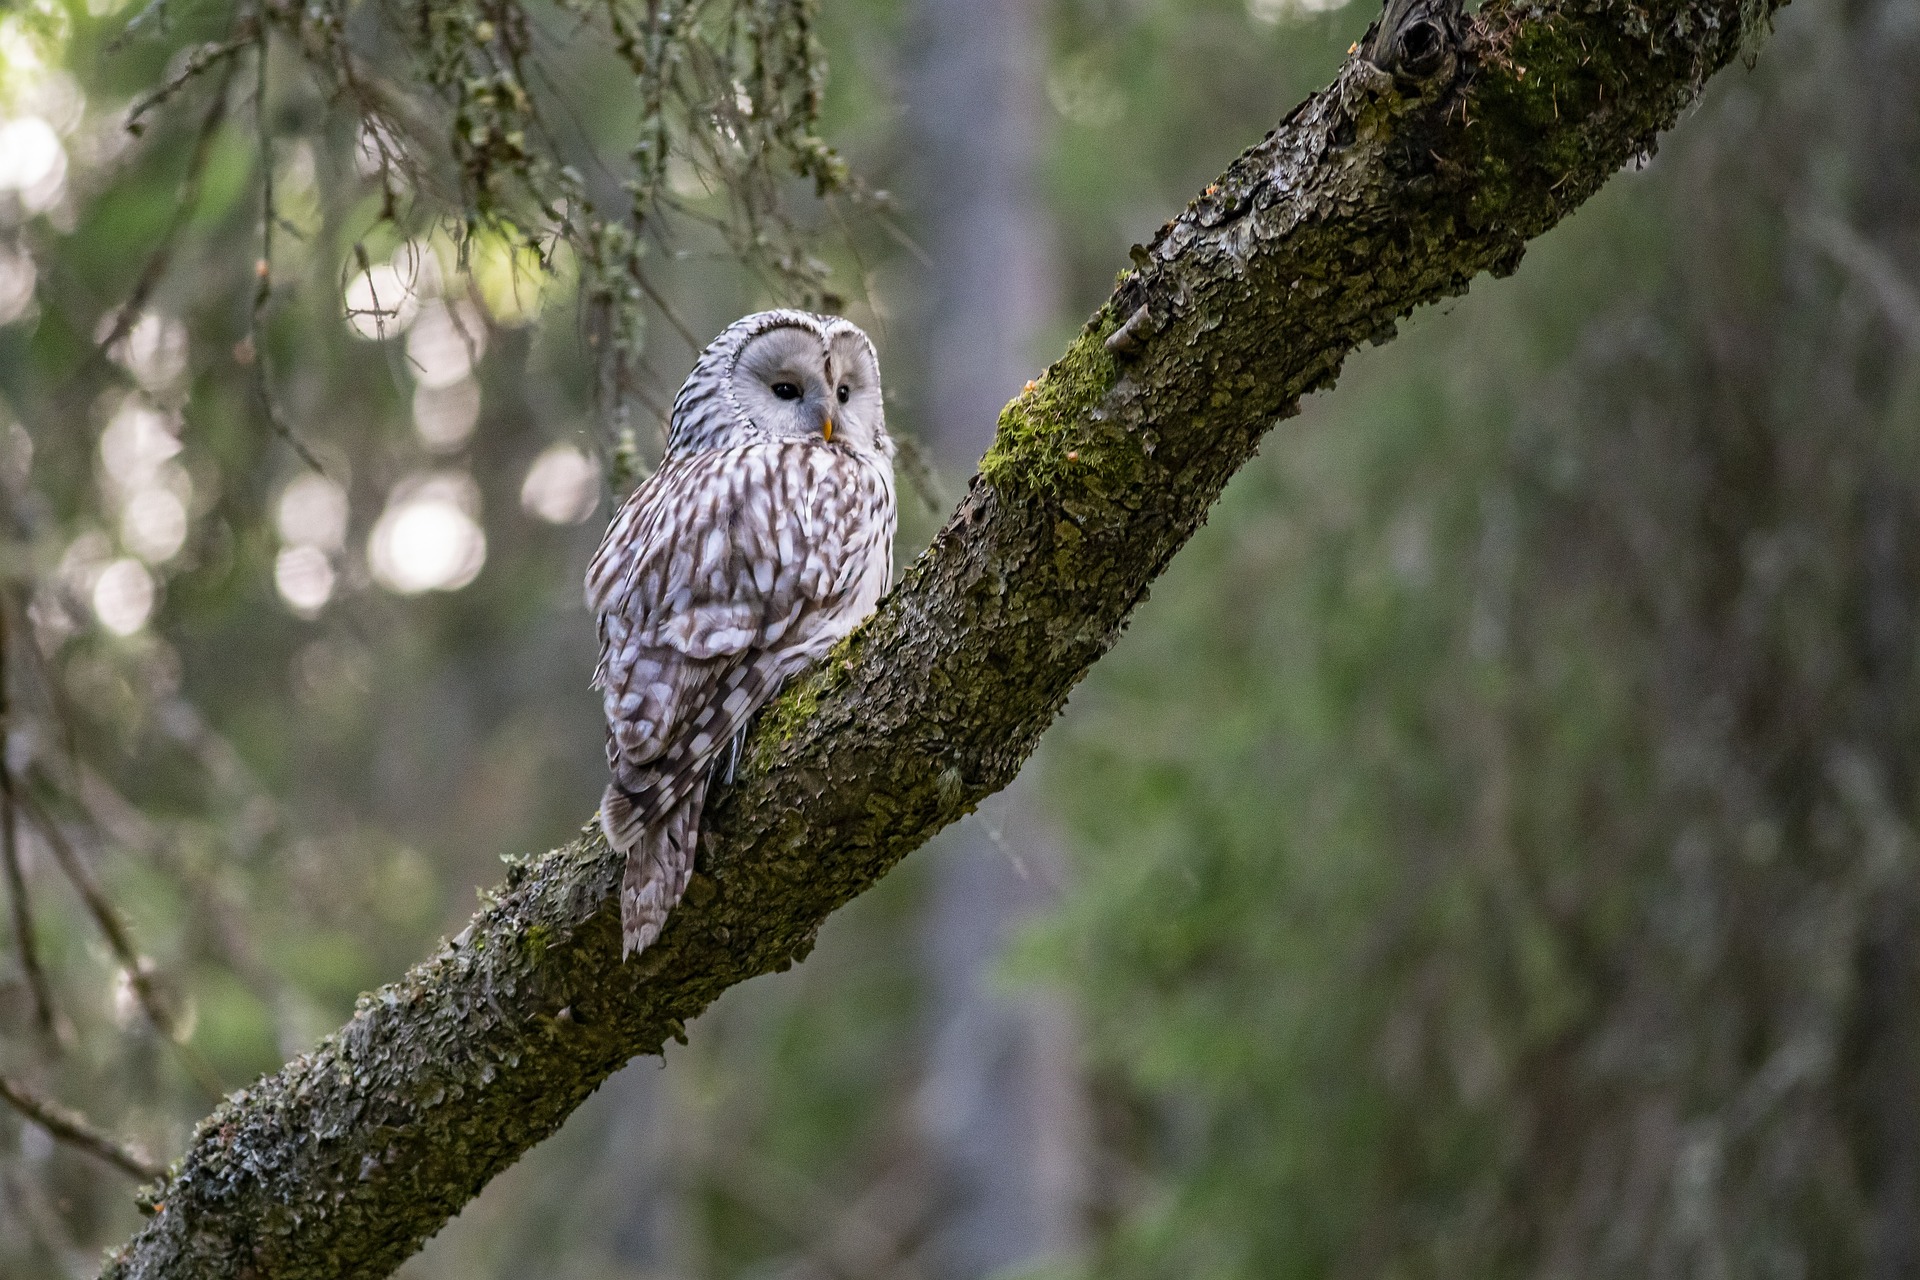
[588,310,897,957]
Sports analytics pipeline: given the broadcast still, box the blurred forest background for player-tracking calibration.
[1,0,1918,1275]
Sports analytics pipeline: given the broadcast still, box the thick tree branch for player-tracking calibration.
[104,0,1780,1272]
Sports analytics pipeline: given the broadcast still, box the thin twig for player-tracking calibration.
[97,54,243,364]
[18,793,145,989]
[17,790,225,1101]
[1796,211,1920,348]
[8,586,83,774]
[851,197,932,271]
[0,600,55,1039]
[42,752,298,1052]
[0,1073,165,1181]
[633,267,703,353]
[888,433,950,516]
[105,0,174,55]
[125,30,255,132]
[246,23,326,475]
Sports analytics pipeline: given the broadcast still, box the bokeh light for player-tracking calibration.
[99,398,181,487]
[413,378,481,452]
[1,420,32,488]
[16,66,84,133]
[343,257,426,339]
[405,298,485,388]
[0,244,35,325]
[273,474,348,615]
[0,116,67,212]
[1247,0,1349,20]
[120,487,187,564]
[520,444,601,525]
[105,312,189,390]
[469,231,573,326]
[59,530,111,602]
[92,557,154,635]
[368,473,486,594]
[274,545,336,617]
[276,473,349,552]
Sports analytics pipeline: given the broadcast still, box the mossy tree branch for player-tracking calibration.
[104,0,1781,1272]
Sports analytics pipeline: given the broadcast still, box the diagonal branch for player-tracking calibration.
[103,0,1780,1272]
[19,788,227,1101]
[0,1072,166,1182]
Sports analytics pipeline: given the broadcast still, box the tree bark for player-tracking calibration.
[103,0,1783,1272]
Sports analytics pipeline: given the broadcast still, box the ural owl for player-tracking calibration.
[587,310,897,958]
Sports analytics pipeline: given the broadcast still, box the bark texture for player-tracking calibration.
[105,0,1782,1272]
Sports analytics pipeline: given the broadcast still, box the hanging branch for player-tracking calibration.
[0,1073,165,1182]
[0,603,55,1040]
[242,20,326,474]
[96,53,245,364]
[18,791,225,1101]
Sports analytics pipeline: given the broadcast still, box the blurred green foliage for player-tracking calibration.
[1028,2,1920,1275]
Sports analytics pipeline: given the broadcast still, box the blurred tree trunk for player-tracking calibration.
[907,0,1089,1274]
[1833,42,1920,1273]
[100,0,1794,1272]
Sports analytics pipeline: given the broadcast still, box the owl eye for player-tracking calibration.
[836,384,850,405]
[771,381,802,401]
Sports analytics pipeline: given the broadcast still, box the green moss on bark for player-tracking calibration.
[979,312,1123,495]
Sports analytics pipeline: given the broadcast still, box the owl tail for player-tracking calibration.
[602,780,706,959]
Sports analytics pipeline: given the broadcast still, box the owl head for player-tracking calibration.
[666,310,892,460]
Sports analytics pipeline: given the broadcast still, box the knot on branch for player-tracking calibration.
[1105,304,1158,361]
[1361,0,1465,87]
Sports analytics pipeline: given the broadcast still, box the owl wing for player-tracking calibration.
[586,442,869,788]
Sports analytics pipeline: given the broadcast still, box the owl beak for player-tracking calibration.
[821,416,834,443]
